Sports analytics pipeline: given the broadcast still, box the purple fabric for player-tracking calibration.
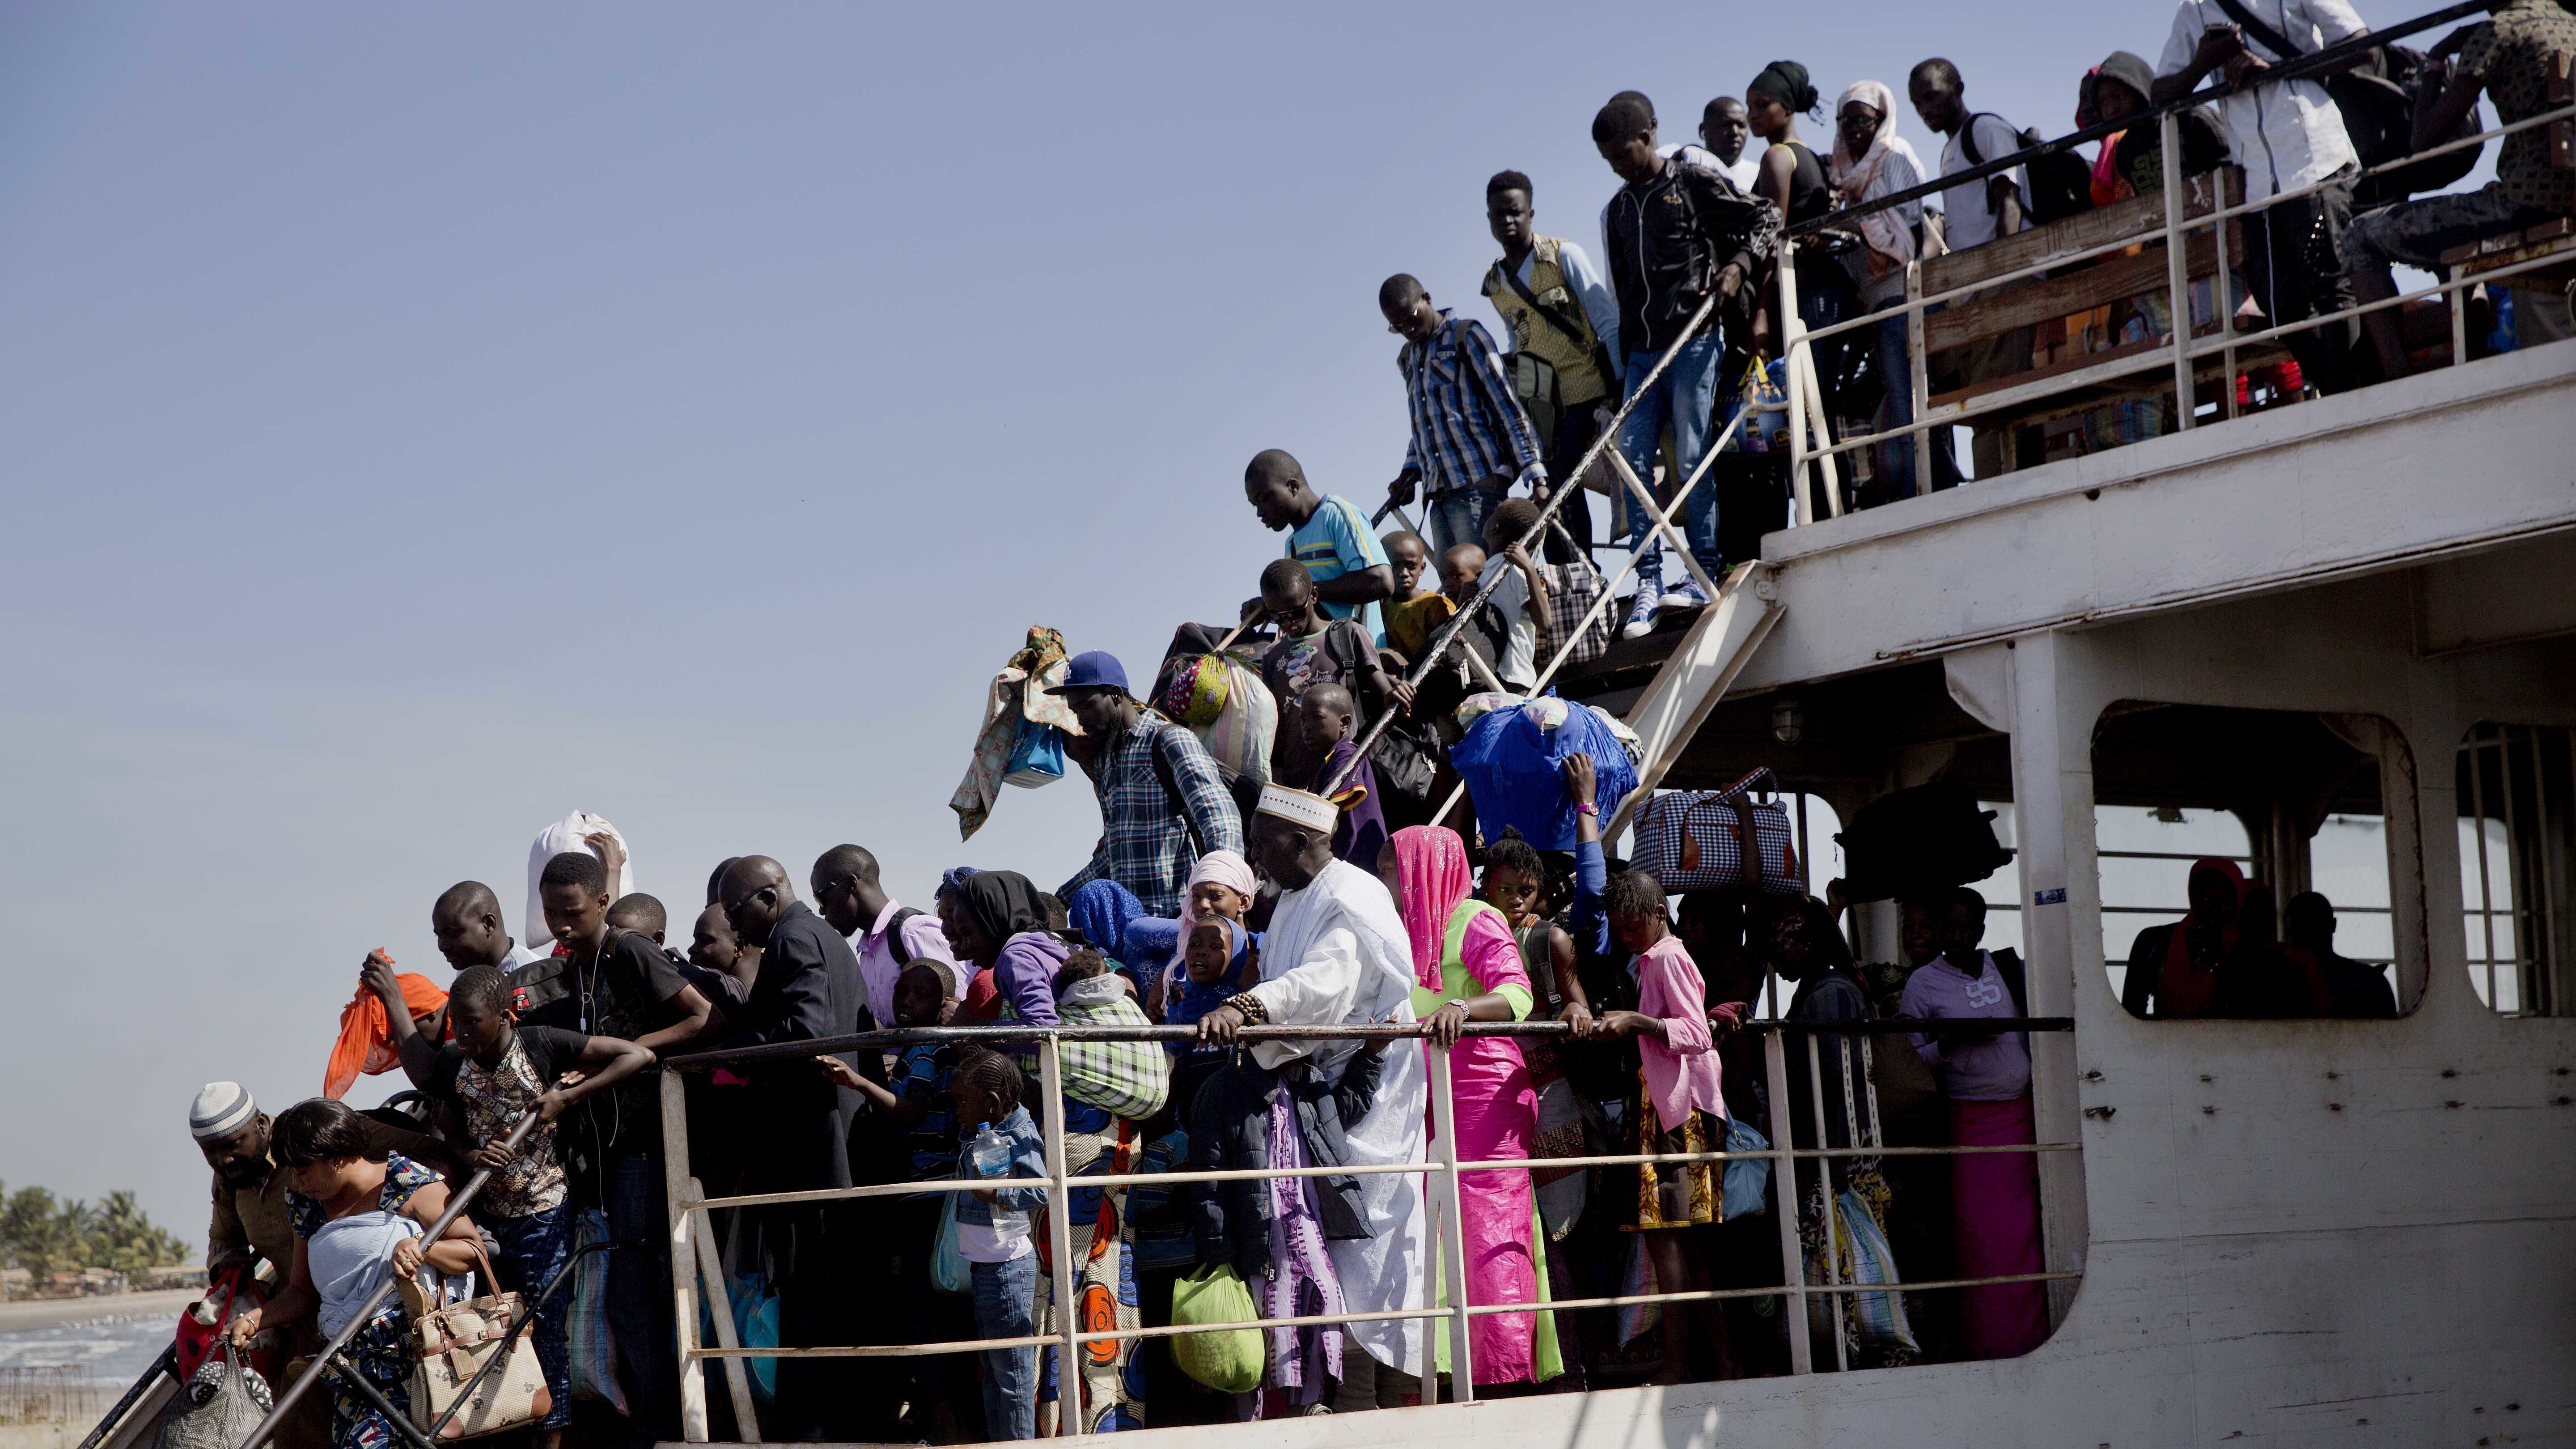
[991,932,1070,1028]
[1899,951,2032,1101]
[1254,1092,1343,1413]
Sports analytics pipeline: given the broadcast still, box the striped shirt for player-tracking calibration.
[1398,312,1544,499]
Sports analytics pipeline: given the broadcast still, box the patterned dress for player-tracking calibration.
[288,1155,441,1449]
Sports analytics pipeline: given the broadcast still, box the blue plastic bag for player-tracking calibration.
[1003,719,1067,788]
[1448,696,1639,850]
[1721,1116,1771,1220]
[931,1193,971,1296]
[1835,1188,1918,1353]
[701,1266,779,1404]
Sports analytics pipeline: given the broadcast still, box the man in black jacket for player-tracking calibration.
[715,855,883,1439]
[1593,92,1780,640]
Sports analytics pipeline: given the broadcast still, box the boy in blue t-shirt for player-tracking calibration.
[1243,448,1395,644]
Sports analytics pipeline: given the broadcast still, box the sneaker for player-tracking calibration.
[1660,576,1712,611]
[1621,585,1662,640]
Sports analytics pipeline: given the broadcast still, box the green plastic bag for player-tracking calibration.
[1168,1263,1263,1394]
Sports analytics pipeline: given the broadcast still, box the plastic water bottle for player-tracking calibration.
[970,1124,1011,1179]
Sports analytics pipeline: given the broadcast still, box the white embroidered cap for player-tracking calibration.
[1255,784,1340,833]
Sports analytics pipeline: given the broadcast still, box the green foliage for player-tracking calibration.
[0,1182,192,1275]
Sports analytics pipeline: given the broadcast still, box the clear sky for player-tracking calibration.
[0,0,2448,1244]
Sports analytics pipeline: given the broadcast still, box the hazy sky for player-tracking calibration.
[1,0,2452,1243]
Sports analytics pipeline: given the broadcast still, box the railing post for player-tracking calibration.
[1782,238,1813,526]
[1805,1034,1848,1372]
[2212,174,2241,418]
[1038,1038,1081,1432]
[2161,109,2196,431]
[1905,259,1932,493]
[1424,1041,1475,1404]
[1761,1029,1813,1375]
[659,1070,709,1443]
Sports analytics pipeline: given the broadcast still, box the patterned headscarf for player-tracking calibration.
[936,866,980,902]
[1389,825,1474,991]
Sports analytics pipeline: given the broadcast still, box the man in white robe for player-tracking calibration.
[1199,786,1429,1381]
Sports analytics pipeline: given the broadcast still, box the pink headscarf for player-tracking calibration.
[1164,849,1259,992]
[1388,825,1473,991]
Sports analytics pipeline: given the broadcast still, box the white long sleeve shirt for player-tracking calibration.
[2157,0,2366,200]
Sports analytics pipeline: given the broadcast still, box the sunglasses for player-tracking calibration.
[724,884,776,919]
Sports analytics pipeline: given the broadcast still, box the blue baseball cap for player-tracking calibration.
[1044,650,1131,697]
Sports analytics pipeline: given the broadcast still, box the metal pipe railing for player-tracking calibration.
[1785,92,2576,497]
[1321,288,1726,801]
[658,1013,2079,1433]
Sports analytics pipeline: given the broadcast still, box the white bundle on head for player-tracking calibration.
[524,810,635,947]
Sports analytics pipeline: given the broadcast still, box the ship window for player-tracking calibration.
[2093,704,2418,1019]
[2458,723,2576,1016]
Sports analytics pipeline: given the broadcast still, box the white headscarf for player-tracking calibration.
[1830,80,1922,278]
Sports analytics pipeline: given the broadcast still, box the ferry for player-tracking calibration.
[76,2,2576,1445]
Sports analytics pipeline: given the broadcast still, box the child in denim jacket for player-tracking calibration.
[951,1051,1049,1439]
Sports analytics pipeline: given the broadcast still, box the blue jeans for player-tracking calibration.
[484,1205,573,1429]
[1424,484,1501,560]
[1869,302,1958,499]
[1615,334,1727,581]
[971,1254,1038,1440]
[604,1154,679,1440]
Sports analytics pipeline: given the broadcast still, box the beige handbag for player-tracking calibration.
[395,1237,552,1440]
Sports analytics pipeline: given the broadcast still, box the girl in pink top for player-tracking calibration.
[1591,865,1735,1385]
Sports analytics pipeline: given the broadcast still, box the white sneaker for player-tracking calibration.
[1659,576,1712,610]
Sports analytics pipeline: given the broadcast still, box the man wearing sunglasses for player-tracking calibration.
[712,854,880,1441]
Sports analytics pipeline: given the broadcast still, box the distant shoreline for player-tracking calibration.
[0,1290,198,1338]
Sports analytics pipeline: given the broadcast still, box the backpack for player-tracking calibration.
[1835,781,2014,903]
[1960,113,2095,226]
[884,906,923,968]
[2209,0,2482,206]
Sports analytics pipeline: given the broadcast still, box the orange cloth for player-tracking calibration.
[323,969,447,1099]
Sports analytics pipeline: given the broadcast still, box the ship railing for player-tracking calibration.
[659,1014,2078,1441]
[1775,0,2576,523]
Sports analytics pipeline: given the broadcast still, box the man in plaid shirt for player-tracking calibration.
[1051,651,1244,917]
[1379,273,1546,561]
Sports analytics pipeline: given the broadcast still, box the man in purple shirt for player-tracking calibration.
[810,844,971,1032]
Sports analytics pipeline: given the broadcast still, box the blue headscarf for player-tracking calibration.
[1068,879,1148,969]
[936,866,980,902]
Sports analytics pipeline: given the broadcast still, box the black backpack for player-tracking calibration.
[1835,780,2015,903]
[2209,0,2483,207]
[1961,113,2096,226]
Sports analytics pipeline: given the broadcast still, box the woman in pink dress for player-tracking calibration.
[1380,825,1562,1387]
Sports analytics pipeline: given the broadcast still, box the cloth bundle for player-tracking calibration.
[1055,975,1172,1120]
[1448,695,1640,850]
[525,812,635,949]
[950,626,1086,841]
[1156,652,1275,787]
[323,968,447,1099]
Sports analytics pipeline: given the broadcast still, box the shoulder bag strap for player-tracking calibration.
[886,907,922,968]
[1496,249,1598,353]
[2208,0,2300,63]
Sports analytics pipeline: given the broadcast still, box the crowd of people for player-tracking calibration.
[1374,0,2572,620]
[183,5,2550,1447]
